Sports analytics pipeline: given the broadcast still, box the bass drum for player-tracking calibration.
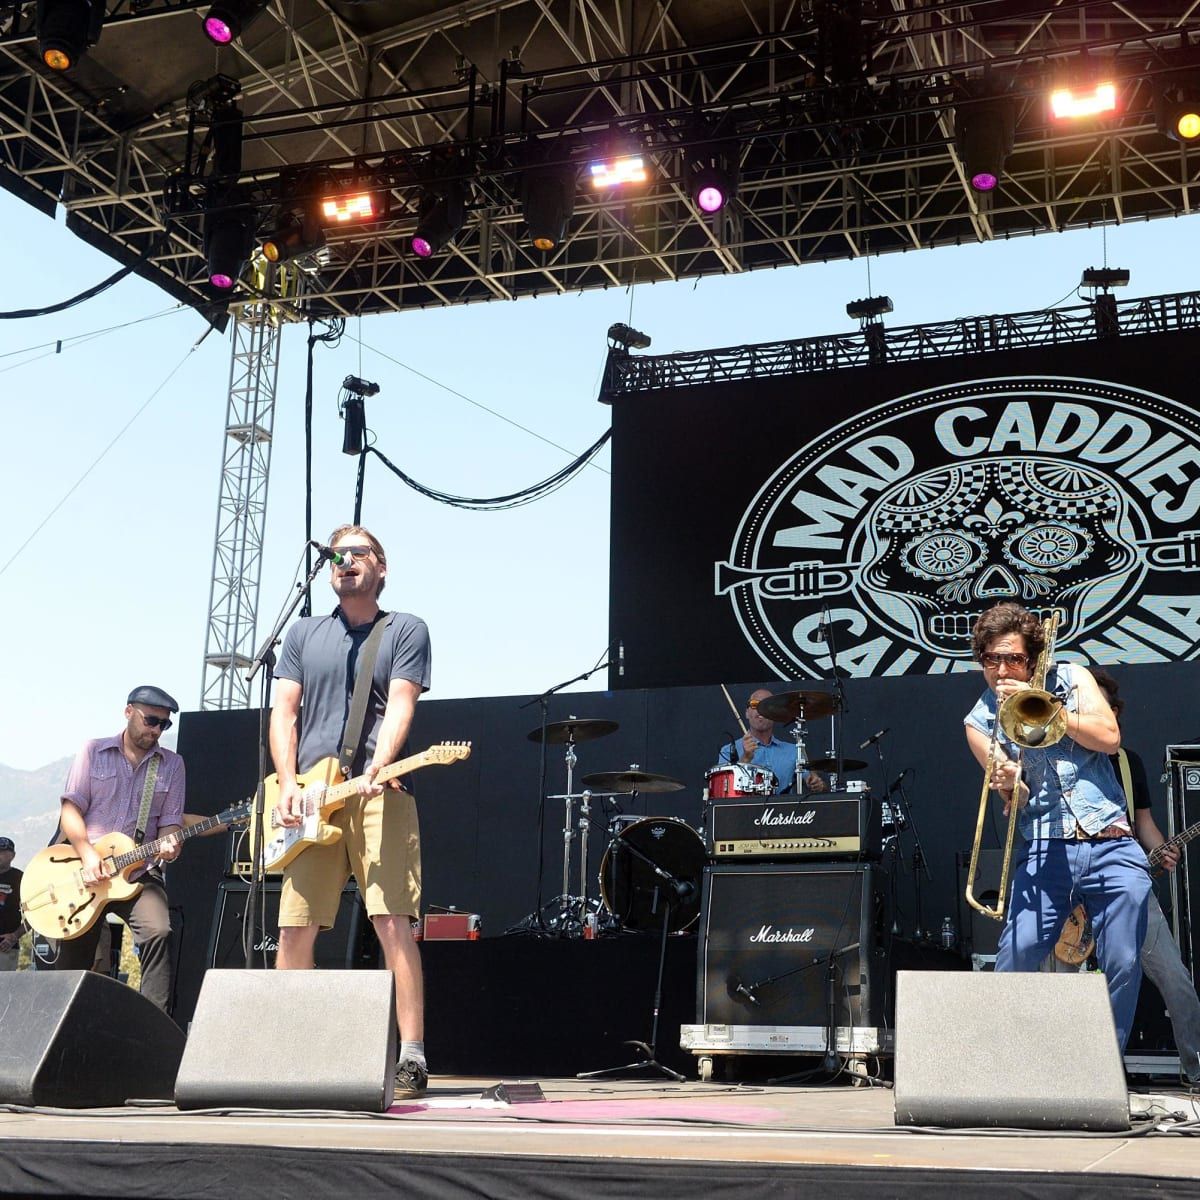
[599,816,705,933]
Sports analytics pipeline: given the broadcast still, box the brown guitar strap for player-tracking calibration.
[338,611,391,778]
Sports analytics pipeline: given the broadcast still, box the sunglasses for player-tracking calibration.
[980,652,1030,670]
[136,708,173,730]
[333,544,374,560]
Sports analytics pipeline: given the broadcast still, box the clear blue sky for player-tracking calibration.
[1,191,1197,770]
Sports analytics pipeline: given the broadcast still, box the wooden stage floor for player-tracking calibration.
[1,1075,1199,1198]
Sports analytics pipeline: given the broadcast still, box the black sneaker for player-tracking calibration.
[394,1059,429,1100]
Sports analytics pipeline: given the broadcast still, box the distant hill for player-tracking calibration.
[0,758,71,868]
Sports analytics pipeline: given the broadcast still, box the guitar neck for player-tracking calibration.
[108,813,223,873]
[1150,818,1200,866]
[322,750,433,806]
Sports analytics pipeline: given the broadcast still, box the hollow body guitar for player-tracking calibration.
[20,803,250,941]
[250,742,472,872]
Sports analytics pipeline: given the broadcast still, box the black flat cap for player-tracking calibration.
[127,685,179,713]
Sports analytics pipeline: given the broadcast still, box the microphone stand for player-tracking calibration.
[243,553,329,969]
[513,648,613,937]
[895,772,933,941]
[819,606,849,785]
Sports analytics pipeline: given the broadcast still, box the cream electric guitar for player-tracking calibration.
[250,742,472,872]
[20,803,251,941]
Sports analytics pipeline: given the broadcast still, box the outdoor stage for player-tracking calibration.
[1,1075,1198,1199]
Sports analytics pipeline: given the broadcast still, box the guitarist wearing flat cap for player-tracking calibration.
[46,685,186,1012]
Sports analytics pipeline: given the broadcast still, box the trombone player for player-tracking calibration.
[962,601,1150,1052]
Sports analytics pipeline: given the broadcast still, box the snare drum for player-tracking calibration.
[705,762,778,799]
[599,816,705,932]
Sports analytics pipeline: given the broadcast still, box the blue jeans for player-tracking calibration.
[997,838,1150,1052]
[1142,894,1200,1083]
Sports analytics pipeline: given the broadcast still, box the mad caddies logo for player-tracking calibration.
[716,376,1200,678]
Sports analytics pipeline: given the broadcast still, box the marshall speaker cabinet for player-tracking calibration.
[680,862,889,1069]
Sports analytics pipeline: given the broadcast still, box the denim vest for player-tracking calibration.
[963,662,1127,840]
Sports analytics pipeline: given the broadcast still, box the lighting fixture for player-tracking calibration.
[203,199,256,291]
[1156,82,1200,143]
[846,296,893,321]
[522,165,577,251]
[36,0,104,72]
[1049,81,1117,120]
[202,0,269,47]
[688,163,736,214]
[589,155,648,188]
[1080,267,1130,290]
[607,322,652,351]
[261,206,324,264]
[955,99,1015,193]
[410,182,465,258]
[320,190,383,225]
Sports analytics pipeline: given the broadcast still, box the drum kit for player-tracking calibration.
[524,686,885,939]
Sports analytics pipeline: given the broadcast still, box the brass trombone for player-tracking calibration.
[965,611,1068,921]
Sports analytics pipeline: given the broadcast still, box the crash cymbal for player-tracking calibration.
[582,769,685,794]
[753,690,840,723]
[805,755,868,772]
[528,718,619,745]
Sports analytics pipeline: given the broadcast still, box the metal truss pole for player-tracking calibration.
[200,275,286,710]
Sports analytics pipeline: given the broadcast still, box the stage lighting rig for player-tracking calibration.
[339,377,379,457]
[607,322,651,351]
[411,180,466,258]
[522,164,577,252]
[1080,267,1130,290]
[1049,79,1117,120]
[202,0,269,47]
[36,0,104,72]
[845,295,893,321]
[955,98,1015,194]
[203,191,256,292]
[261,205,324,264]
[1156,79,1200,143]
[589,153,648,189]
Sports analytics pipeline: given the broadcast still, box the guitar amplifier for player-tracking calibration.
[207,880,377,970]
[681,861,890,1057]
[1166,743,1200,974]
[225,820,282,876]
[707,791,881,860]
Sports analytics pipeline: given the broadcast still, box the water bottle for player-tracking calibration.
[940,916,957,951]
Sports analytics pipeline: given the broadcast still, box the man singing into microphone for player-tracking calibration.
[962,601,1149,1051]
[718,689,827,796]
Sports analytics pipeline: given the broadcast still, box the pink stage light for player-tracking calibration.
[210,272,235,290]
[203,16,234,45]
[970,171,999,192]
[411,236,434,259]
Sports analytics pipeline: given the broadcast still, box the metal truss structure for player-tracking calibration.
[1,2,1200,321]
[200,284,282,710]
[600,289,1200,395]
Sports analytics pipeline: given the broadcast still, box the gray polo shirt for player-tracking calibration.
[276,607,431,774]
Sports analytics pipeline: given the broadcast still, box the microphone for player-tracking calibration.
[814,617,828,644]
[884,768,910,797]
[725,733,740,766]
[733,979,760,1007]
[669,878,696,901]
[618,640,625,678]
[310,540,349,567]
[859,727,890,750]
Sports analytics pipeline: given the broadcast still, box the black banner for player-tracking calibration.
[609,330,1200,688]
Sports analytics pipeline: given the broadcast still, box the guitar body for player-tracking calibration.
[1054,902,1095,966]
[250,756,353,873]
[249,743,472,872]
[20,833,145,941]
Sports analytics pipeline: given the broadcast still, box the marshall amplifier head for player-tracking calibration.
[697,862,887,1031]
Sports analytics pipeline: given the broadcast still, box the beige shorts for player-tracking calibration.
[279,789,421,928]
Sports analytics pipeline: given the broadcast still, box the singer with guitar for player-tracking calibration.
[271,524,432,1101]
[46,685,186,1012]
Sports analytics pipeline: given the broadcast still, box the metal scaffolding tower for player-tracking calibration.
[200,284,284,710]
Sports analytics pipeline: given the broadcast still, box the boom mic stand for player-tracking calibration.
[577,834,694,1082]
[244,549,330,969]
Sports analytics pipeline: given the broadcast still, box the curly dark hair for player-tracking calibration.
[970,602,1045,663]
[1090,665,1123,718]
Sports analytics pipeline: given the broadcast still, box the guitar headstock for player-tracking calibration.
[220,802,253,829]
[426,740,472,765]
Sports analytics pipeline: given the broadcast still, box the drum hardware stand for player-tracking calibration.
[577,833,692,1083]
[515,646,615,936]
[817,604,850,787]
[790,713,812,797]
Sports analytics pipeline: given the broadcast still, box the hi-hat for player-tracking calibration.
[805,755,868,772]
[528,719,619,745]
[753,690,840,722]
[582,769,685,794]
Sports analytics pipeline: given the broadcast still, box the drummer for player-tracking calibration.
[718,689,828,796]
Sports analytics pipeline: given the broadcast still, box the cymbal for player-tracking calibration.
[805,755,868,772]
[528,718,619,745]
[753,690,840,722]
[581,769,685,794]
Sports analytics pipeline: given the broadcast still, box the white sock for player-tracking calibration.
[400,1040,426,1068]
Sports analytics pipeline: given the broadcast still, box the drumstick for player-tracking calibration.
[720,684,748,735]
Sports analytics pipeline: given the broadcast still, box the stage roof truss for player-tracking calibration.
[0,3,1199,317]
